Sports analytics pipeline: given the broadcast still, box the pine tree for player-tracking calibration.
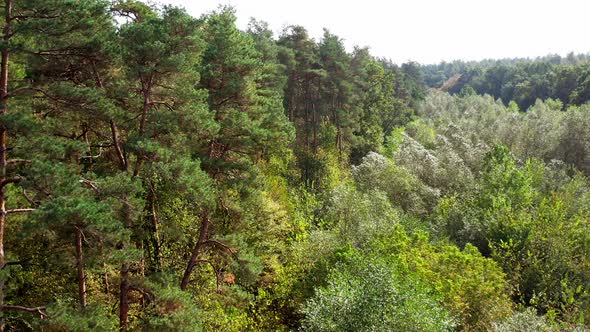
[180,7,292,291]
[0,0,116,328]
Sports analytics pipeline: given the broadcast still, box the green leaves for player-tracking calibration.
[302,252,455,332]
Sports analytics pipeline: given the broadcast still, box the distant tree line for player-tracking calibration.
[422,53,590,110]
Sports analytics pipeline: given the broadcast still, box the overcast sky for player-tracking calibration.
[154,0,590,64]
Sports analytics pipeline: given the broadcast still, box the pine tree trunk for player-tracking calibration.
[147,183,162,272]
[312,101,317,155]
[119,264,129,331]
[180,213,210,290]
[313,77,321,155]
[110,120,127,171]
[304,78,310,151]
[99,243,110,295]
[119,203,133,331]
[0,2,12,330]
[119,75,155,329]
[75,227,87,309]
[133,77,152,177]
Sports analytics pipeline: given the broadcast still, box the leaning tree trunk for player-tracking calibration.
[180,213,210,290]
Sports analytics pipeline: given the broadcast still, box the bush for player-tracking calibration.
[493,308,555,332]
[301,252,455,332]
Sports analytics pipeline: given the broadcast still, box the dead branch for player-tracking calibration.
[203,240,238,260]
[79,179,100,195]
[149,101,174,111]
[0,176,22,189]
[6,208,35,214]
[1,305,48,319]
[6,159,31,165]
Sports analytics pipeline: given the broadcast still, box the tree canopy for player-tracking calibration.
[0,1,588,331]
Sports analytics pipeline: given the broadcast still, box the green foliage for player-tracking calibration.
[136,275,204,332]
[458,85,477,97]
[363,227,512,331]
[421,54,590,110]
[353,152,438,215]
[492,308,555,332]
[36,301,117,332]
[430,140,590,325]
[326,184,399,247]
[302,251,455,332]
[3,1,590,331]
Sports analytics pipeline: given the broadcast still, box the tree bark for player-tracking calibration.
[180,213,210,290]
[312,78,319,155]
[0,1,12,330]
[138,77,152,138]
[119,75,155,329]
[118,200,134,331]
[147,182,162,272]
[110,120,127,171]
[75,227,87,309]
[117,73,153,328]
[119,263,129,332]
[304,77,311,151]
[133,76,153,177]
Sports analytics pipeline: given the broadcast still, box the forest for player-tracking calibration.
[0,0,589,331]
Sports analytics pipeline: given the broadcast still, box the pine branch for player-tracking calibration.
[149,101,175,111]
[1,305,48,319]
[189,259,222,292]
[12,14,58,20]
[0,176,22,189]
[6,159,32,165]
[203,240,238,260]
[79,147,103,160]
[2,258,31,268]
[128,287,155,303]
[21,189,38,207]
[6,208,35,214]
[79,179,100,195]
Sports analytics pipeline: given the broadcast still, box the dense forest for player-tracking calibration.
[0,1,589,331]
[422,53,590,110]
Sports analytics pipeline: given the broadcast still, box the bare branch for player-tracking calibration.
[3,85,33,99]
[79,179,100,195]
[12,14,59,21]
[6,159,32,165]
[0,176,23,189]
[149,101,174,111]
[22,189,37,207]
[128,287,155,303]
[203,240,238,260]
[79,147,103,160]
[1,305,48,319]
[2,258,32,268]
[6,208,35,214]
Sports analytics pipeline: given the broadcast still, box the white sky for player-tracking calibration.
[154,0,590,64]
